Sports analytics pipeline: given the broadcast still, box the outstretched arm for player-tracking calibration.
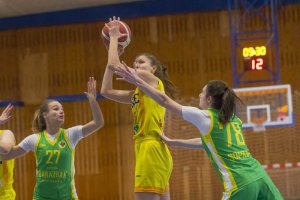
[101,17,133,104]
[159,134,203,150]
[2,145,27,160]
[3,134,37,160]
[82,77,104,137]
[0,104,13,125]
[2,134,37,160]
[114,62,183,116]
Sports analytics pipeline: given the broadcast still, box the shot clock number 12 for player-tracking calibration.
[242,46,267,71]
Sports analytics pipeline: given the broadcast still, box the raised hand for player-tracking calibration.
[114,61,141,85]
[0,104,14,125]
[85,77,97,101]
[105,16,127,39]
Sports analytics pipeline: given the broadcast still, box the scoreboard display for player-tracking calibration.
[242,46,267,71]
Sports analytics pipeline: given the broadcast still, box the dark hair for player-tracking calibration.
[32,99,57,132]
[138,53,178,99]
[206,80,242,124]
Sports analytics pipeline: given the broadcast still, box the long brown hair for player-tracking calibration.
[138,53,178,99]
[32,99,56,132]
[206,80,242,124]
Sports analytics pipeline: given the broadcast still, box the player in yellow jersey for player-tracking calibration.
[112,66,284,200]
[101,17,177,200]
[0,104,16,200]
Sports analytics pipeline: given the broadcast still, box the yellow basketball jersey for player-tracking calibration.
[131,80,173,193]
[131,79,165,139]
[0,130,15,200]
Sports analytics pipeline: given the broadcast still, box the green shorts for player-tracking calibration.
[227,175,283,200]
[134,137,173,194]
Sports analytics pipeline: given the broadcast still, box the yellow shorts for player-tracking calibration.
[0,186,15,200]
[134,136,173,194]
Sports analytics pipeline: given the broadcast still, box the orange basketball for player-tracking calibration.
[101,20,132,50]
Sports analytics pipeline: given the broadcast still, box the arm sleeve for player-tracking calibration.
[182,106,211,135]
[66,125,83,149]
[18,134,38,152]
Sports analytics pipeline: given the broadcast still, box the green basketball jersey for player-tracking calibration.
[34,129,77,200]
[202,108,267,193]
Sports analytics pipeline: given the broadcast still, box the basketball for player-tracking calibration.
[101,20,132,50]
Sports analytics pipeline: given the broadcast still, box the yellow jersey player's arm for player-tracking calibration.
[0,130,15,155]
[159,134,203,150]
[101,19,133,104]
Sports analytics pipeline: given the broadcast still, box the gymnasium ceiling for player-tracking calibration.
[0,0,299,30]
[0,0,142,18]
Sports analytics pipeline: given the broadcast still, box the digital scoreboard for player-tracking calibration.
[242,46,267,71]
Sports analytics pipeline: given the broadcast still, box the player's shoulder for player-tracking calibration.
[184,106,208,114]
[66,125,83,134]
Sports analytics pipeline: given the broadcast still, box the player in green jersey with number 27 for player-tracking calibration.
[3,77,104,200]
